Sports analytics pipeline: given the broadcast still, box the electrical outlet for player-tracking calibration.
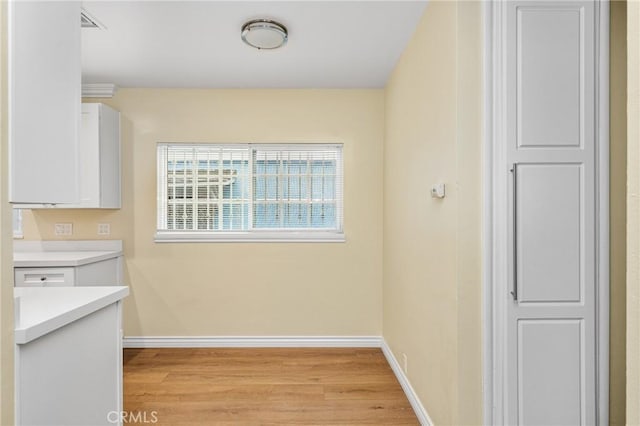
[54,223,72,236]
[402,353,408,374]
[98,223,111,235]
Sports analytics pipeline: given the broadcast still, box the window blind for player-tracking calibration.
[157,143,343,238]
[252,147,341,230]
[157,145,250,231]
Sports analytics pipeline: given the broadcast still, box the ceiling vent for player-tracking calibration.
[81,10,104,29]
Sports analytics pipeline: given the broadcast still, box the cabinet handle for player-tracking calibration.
[40,277,46,281]
[510,163,518,301]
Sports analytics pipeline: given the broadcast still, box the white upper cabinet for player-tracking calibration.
[76,103,121,208]
[9,1,81,204]
[23,104,122,209]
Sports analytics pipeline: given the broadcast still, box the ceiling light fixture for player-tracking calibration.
[241,19,288,50]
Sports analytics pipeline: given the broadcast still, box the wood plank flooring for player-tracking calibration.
[123,348,419,425]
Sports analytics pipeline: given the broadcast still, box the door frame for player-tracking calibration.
[482,1,610,424]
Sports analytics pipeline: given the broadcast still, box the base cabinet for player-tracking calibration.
[15,302,123,426]
[14,257,122,287]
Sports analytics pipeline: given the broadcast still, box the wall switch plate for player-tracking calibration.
[97,223,111,235]
[54,223,73,236]
[431,183,446,199]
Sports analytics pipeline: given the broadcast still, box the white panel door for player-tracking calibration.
[505,2,597,425]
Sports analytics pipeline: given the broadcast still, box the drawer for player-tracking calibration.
[14,268,75,287]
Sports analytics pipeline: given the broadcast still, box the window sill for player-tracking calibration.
[154,231,346,243]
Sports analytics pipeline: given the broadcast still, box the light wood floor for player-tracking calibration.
[123,348,419,425]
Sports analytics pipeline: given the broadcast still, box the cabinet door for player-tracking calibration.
[8,1,81,204]
[76,258,120,286]
[97,105,122,208]
[78,103,122,209]
[78,104,101,207]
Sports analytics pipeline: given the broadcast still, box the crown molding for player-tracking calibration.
[82,83,118,98]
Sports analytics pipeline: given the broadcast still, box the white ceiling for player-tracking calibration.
[81,1,427,89]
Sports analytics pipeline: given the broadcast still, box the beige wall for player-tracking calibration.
[610,1,628,425]
[0,1,15,424]
[627,0,640,424]
[455,2,483,424]
[383,2,482,425]
[22,89,385,337]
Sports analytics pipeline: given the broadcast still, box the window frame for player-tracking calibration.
[13,208,23,239]
[155,143,345,243]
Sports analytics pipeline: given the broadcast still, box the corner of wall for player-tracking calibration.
[0,0,16,423]
[382,1,484,425]
[626,0,640,424]
[610,1,628,424]
[454,1,484,424]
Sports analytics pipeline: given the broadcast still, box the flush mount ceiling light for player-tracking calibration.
[241,19,288,50]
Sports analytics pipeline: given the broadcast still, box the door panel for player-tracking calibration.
[518,320,584,426]
[517,164,582,303]
[517,7,584,148]
[505,1,597,425]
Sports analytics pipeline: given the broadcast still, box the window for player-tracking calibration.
[13,209,23,239]
[156,144,344,242]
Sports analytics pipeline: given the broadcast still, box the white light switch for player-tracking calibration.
[431,183,446,199]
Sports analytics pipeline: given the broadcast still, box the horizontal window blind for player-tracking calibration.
[252,148,341,230]
[157,144,343,237]
[157,145,250,232]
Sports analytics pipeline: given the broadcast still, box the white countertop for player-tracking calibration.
[13,250,122,268]
[14,286,129,344]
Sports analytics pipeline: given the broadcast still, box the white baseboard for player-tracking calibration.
[123,335,382,348]
[122,335,432,426]
[381,340,433,426]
